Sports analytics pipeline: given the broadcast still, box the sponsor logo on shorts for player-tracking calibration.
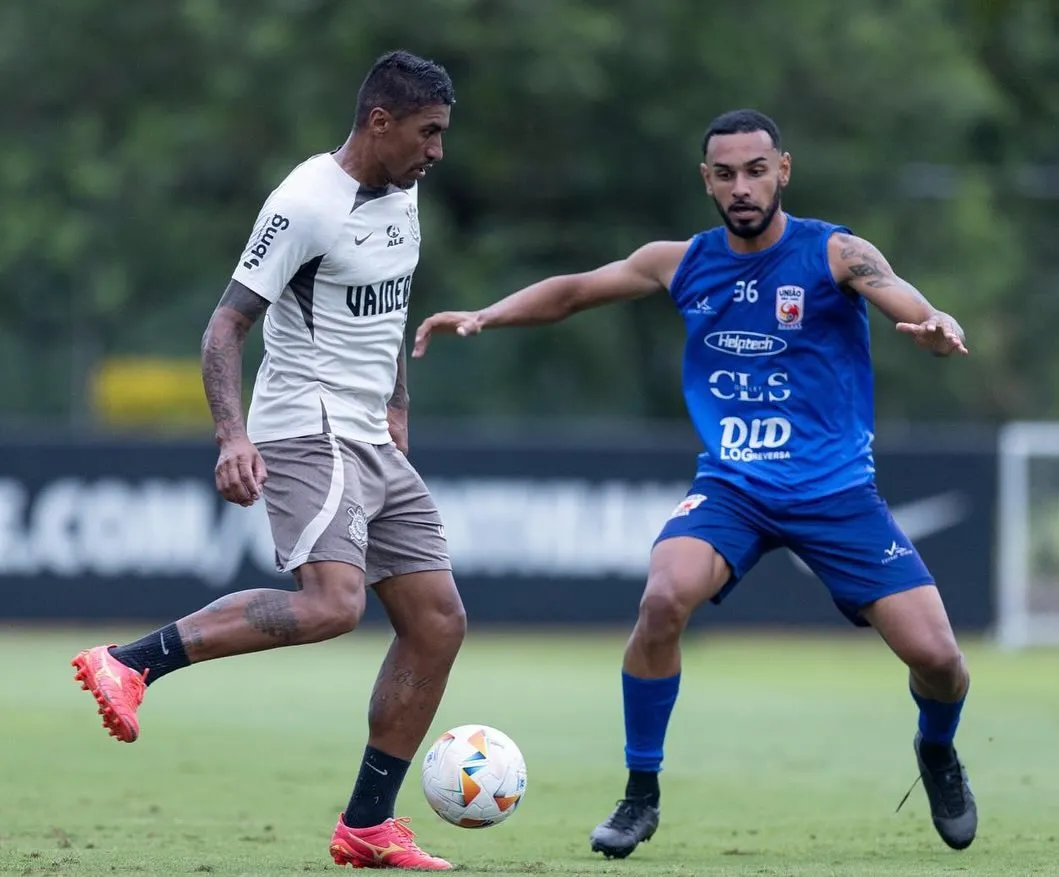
[669,494,707,518]
[705,331,787,357]
[881,540,914,564]
[347,505,368,548]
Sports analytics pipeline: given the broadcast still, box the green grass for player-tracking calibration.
[2,628,1058,876]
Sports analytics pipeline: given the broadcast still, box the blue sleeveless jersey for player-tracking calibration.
[669,215,875,500]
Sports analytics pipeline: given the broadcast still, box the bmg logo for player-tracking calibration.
[242,214,290,269]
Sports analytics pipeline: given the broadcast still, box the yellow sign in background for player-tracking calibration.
[91,357,217,429]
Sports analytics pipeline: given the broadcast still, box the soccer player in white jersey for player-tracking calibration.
[70,50,463,871]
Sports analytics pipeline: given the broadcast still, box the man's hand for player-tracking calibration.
[896,313,969,356]
[388,406,409,455]
[214,436,268,506]
[413,311,484,358]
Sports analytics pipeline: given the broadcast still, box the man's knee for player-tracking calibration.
[425,591,467,655]
[866,585,968,697]
[294,561,366,637]
[382,570,467,656]
[635,539,729,645]
[908,638,967,694]
[636,580,695,644]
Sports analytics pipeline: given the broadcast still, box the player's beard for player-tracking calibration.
[715,187,782,240]
[392,165,426,190]
[379,154,418,189]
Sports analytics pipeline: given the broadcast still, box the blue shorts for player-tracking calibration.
[655,478,934,627]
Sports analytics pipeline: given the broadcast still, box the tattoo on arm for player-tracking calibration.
[834,233,933,307]
[218,280,271,321]
[836,234,895,290]
[202,281,269,443]
[388,336,409,411]
[243,592,300,644]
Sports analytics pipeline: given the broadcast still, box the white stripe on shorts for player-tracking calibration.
[280,432,345,572]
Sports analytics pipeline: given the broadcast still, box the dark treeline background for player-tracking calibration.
[2,0,1057,431]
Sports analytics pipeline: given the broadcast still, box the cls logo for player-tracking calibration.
[386,224,405,247]
[708,370,790,402]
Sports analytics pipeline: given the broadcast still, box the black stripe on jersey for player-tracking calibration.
[290,255,324,337]
[350,184,392,214]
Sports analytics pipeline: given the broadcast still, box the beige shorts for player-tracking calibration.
[257,433,451,586]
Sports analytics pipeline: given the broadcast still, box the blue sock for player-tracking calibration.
[910,685,966,746]
[623,671,680,773]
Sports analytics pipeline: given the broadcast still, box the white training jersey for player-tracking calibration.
[231,152,421,446]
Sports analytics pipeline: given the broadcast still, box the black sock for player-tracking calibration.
[919,739,957,767]
[343,745,411,828]
[109,623,190,686]
[625,770,660,805]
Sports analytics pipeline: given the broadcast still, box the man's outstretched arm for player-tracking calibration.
[413,240,687,357]
[828,232,968,356]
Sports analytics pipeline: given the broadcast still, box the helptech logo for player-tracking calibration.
[705,331,788,357]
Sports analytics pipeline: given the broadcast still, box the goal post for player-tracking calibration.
[995,421,1059,649]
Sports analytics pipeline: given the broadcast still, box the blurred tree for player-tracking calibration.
[0,0,1055,429]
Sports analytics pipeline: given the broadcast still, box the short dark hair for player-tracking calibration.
[354,50,455,129]
[701,109,782,155]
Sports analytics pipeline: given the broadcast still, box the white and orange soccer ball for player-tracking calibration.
[421,724,527,828]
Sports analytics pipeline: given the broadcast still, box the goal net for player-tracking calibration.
[996,422,1059,648]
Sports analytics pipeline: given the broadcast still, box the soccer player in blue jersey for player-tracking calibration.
[412,109,976,856]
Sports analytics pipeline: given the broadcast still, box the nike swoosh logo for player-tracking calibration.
[788,490,972,576]
[367,763,389,776]
[888,491,973,542]
[354,233,373,246]
[160,633,169,656]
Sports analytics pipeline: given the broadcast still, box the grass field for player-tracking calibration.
[2,628,1058,877]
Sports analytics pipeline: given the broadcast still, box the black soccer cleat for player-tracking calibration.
[589,796,660,859]
[914,732,978,850]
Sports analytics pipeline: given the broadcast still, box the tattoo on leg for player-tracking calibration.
[243,592,300,642]
[179,622,206,649]
[392,667,433,691]
[204,593,241,614]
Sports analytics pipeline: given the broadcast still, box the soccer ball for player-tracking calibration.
[421,724,527,828]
